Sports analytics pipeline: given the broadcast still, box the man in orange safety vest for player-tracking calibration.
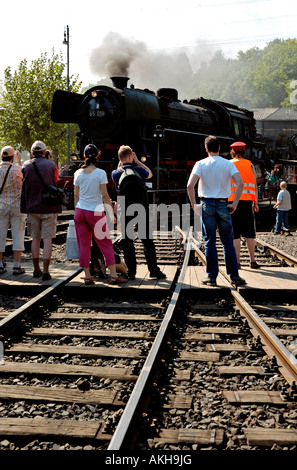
[228,141,260,269]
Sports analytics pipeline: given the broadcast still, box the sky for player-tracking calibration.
[1,0,297,90]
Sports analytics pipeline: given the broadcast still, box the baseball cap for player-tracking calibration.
[230,141,246,151]
[1,146,15,158]
[31,141,47,152]
[84,144,98,158]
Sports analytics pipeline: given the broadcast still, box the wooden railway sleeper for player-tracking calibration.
[149,418,160,437]
[278,381,297,402]
[101,418,113,434]
[280,385,292,401]
[289,381,297,400]
[247,335,263,351]
[237,319,253,337]
[117,391,129,403]
[270,355,279,372]
[131,364,142,375]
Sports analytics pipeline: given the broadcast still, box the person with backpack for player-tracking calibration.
[111,145,166,281]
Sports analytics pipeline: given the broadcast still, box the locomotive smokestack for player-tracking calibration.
[111,76,129,89]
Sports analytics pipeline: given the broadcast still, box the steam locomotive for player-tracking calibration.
[51,76,265,204]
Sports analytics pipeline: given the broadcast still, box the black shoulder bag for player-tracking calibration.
[32,161,72,208]
[0,165,12,195]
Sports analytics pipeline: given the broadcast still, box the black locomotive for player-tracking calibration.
[51,76,264,204]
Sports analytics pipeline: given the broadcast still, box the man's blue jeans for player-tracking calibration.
[275,209,289,233]
[201,198,239,281]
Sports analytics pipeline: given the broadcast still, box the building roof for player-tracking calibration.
[252,108,297,121]
[251,108,279,120]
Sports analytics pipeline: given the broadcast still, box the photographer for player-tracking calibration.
[21,140,61,281]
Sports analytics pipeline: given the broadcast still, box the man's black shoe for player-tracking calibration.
[33,269,42,278]
[150,270,166,279]
[201,277,217,286]
[250,261,260,269]
[231,276,246,286]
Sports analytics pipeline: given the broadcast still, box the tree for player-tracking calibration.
[189,39,297,109]
[0,50,82,164]
[250,39,297,107]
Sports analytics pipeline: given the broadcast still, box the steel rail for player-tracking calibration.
[231,291,297,385]
[1,233,122,335]
[189,235,297,385]
[107,227,192,450]
[0,267,82,338]
[255,237,297,267]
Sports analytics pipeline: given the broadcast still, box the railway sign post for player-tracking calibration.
[0,335,4,365]
[63,25,70,166]
[153,125,165,204]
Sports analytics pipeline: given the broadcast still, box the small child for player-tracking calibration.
[273,181,292,234]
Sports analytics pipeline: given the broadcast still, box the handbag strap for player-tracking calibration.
[32,160,58,189]
[0,164,13,195]
[32,160,46,187]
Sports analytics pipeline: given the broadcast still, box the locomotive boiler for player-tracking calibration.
[51,76,264,203]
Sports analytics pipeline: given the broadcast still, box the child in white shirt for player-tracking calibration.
[273,181,292,233]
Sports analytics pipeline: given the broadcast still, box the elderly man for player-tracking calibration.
[187,135,246,287]
[0,146,26,274]
[21,141,61,281]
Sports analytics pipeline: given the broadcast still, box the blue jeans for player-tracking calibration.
[201,199,239,280]
[275,210,289,233]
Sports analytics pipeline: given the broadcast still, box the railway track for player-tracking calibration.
[0,230,296,451]
[212,234,297,269]
[135,293,297,451]
[0,232,185,450]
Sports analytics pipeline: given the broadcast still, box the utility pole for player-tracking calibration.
[63,25,70,165]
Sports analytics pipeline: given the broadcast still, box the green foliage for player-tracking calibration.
[191,39,297,109]
[0,50,82,164]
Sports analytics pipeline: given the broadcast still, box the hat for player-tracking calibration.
[230,141,246,152]
[1,146,14,158]
[84,144,98,158]
[31,140,47,152]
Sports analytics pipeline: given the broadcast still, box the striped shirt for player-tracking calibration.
[0,162,23,208]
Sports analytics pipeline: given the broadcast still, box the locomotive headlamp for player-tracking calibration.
[153,125,165,142]
[91,91,98,98]
[141,156,147,163]
[72,155,78,161]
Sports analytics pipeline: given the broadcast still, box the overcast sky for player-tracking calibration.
[1,0,297,87]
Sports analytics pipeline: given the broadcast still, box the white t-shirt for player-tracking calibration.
[191,155,239,199]
[74,167,108,212]
[277,189,292,211]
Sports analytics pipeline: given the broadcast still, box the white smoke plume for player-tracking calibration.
[89,32,216,99]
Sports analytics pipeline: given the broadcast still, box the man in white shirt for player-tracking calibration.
[187,135,246,287]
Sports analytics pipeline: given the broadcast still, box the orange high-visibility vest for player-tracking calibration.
[229,158,257,202]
